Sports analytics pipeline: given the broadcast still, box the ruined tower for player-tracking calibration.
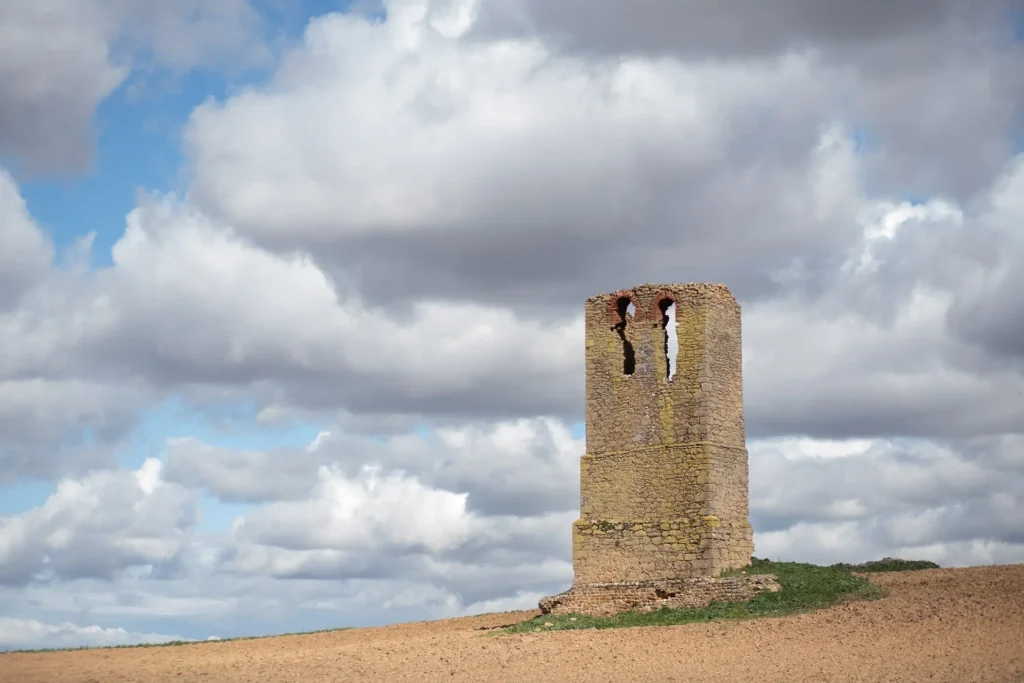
[540,283,777,616]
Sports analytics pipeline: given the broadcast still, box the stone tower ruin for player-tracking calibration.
[540,283,778,616]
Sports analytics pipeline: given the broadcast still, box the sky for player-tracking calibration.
[0,0,1023,651]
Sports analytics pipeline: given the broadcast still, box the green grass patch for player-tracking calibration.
[830,557,940,573]
[502,556,937,635]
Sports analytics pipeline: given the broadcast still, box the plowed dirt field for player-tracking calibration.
[2,564,1022,683]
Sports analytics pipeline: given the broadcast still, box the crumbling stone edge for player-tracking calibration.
[538,573,781,617]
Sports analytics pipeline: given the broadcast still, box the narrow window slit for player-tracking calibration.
[613,297,636,375]
[660,299,677,381]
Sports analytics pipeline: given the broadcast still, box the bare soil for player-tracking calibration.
[3,564,1022,683]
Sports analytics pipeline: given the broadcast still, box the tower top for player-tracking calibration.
[583,283,745,455]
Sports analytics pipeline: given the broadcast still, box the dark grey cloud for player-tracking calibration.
[221,503,574,606]
[468,0,1006,59]
[0,3,123,177]
[750,437,1023,538]
[749,435,1024,567]
[163,438,323,503]
[945,162,1024,364]
[467,0,1023,203]
[320,423,582,518]
[0,380,149,482]
[851,42,1024,201]
[163,419,582,516]
[744,354,1024,441]
[0,171,54,308]
[180,3,1024,350]
[0,0,266,177]
[187,40,864,314]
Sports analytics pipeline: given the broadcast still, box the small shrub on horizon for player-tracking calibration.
[829,557,940,573]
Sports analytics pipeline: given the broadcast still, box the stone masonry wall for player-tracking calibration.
[574,443,752,583]
[583,283,746,455]
[574,283,754,584]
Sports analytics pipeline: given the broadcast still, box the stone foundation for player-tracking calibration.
[539,573,781,617]
[573,443,755,584]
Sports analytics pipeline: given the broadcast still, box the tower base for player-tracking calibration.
[538,574,780,617]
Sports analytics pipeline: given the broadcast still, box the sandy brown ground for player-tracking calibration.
[2,564,1022,683]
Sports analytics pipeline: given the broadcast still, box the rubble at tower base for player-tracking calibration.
[539,574,781,617]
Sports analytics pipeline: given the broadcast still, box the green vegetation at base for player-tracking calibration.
[502,556,938,635]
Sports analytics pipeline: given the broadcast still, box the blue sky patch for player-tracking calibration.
[119,395,323,477]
